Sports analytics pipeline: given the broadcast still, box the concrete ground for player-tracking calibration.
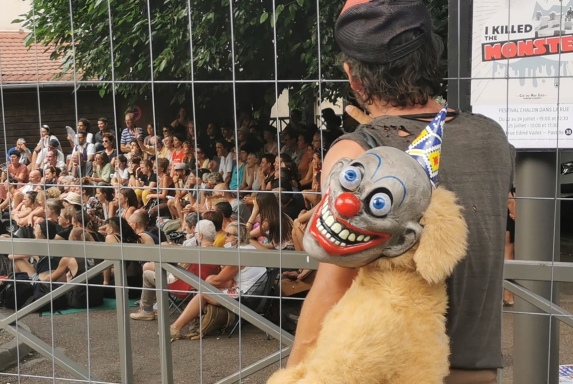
[1,294,573,383]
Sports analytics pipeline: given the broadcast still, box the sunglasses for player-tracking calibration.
[103,140,110,143]
[225,232,237,237]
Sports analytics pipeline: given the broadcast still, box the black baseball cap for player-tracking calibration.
[335,0,432,64]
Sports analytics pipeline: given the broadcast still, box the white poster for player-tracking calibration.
[471,0,573,149]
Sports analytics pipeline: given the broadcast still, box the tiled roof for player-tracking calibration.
[0,31,70,84]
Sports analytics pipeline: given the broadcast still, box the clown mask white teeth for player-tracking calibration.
[318,202,374,246]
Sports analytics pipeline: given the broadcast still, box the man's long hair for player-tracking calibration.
[341,29,446,107]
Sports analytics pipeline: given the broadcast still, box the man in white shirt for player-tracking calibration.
[35,139,65,171]
[215,140,234,184]
[69,131,95,176]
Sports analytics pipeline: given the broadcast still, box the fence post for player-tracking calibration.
[514,152,560,384]
[114,261,134,383]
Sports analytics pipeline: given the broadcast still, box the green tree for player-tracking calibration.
[17,0,447,119]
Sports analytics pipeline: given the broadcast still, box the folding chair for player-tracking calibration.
[168,263,220,315]
[228,267,279,338]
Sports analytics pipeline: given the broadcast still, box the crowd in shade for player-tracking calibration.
[0,106,349,319]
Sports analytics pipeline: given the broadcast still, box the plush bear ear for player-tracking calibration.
[413,187,468,285]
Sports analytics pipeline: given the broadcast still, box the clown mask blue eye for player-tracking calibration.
[339,166,362,191]
[369,192,392,217]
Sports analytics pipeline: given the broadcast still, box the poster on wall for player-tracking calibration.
[471,0,573,149]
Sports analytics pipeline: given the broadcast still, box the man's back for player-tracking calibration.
[336,111,512,369]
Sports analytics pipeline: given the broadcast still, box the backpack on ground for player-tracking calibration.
[0,273,34,310]
[28,280,69,313]
[186,303,236,340]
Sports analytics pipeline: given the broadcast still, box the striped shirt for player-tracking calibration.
[120,127,143,146]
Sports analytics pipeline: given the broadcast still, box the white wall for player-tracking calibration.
[0,0,30,31]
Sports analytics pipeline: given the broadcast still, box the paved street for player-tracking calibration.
[1,291,573,383]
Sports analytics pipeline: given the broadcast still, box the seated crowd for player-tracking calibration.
[0,107,344,322]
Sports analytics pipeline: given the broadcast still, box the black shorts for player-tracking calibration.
[506,211,515,243]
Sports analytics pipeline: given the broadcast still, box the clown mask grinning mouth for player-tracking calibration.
[309,190,391,255]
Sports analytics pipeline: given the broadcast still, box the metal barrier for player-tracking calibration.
[0,238,317,383]
[2,240,573,383]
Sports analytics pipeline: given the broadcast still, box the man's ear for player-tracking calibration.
[343,62,362,92]
[381,221,423,257]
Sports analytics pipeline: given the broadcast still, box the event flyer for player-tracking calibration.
[471,0,573,149]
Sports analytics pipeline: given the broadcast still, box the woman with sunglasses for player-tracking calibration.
[101,132,117,168]
[195,144,210,170]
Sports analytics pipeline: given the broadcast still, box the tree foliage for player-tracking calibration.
[16,0,448,117]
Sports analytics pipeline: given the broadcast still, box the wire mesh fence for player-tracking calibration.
[0,0,572,383]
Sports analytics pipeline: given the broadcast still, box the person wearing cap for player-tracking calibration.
[287,2,513,383]
[62,192,83,211]
[4,138,32,166]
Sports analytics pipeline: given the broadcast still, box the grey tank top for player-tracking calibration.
[333,111,513,370]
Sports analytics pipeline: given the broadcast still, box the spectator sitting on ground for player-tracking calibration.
[246,192,294,250]
[167,222,266,339]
